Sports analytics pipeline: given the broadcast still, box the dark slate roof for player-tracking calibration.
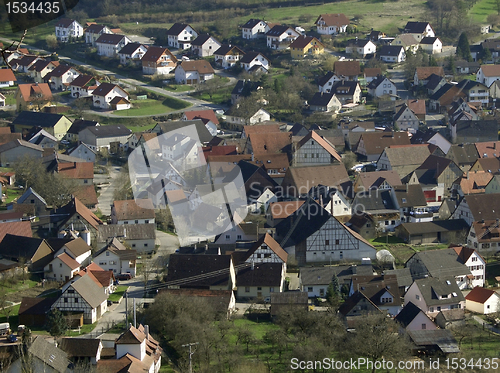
[231,79,262,97]
[309,92,337,107]
[165,254,232,287]
[12,111,66,128]
[97,223,156,242]
[56,18,76,28]
[404,21,431,34]
[395,301,428,327]
[28,336,71,373]
[118,42,145,55]
[426,73,445,90]
[266,25,293,37]
[446,144,479,166]
[330,80,359,96]
[67,119,98,135]
[346,39,372,48]
[92,82,126,97]
[95,34,128,45]
[299,266,336,285]
[236,262,283,287]
[0,234,47,260]
[384,267,413,288]
[276,198,332,248]
[242,19,264,29]
[155,119,213,144]
[290,123,308,136]
[85,24,107,33]
[191,34,217,46]
[166,23,193,36]
[393,184,427,208]
[240,51,267,64]
[352,189,398,212]
[367,75,392,89]
[399,219,469,235]
[407,248,471,279]
[59,338,101,358]
[421,36,439,45]
[82,124,131,137]
[318,71,335,87]
[429,83,454,101]
[407,329,460,353]
[455,120,499,140]
[413,276,465,306]
[379,45,404,56]
[19,296,57,316]
[214,44,245,56]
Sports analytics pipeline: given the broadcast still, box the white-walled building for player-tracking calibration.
[465,287,500,314]
[55,19,83,42]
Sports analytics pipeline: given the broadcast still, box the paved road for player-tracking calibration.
[389,68,414,100]
[96,165,122,216]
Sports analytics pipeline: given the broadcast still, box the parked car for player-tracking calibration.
[7,334,17,343]
[116,273,132,281]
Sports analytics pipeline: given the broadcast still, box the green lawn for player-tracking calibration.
[0,278,38,295]
[0,304,20,329]
[108,286,129,303]
[114,96,191,115]
[3,94,16,106]
[193,86,233,104]
[3,188,23,204]
[66,322,98,337]
[125,123,157,133]
[470,0,498,23]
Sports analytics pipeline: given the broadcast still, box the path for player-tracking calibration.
[95,165,123,216]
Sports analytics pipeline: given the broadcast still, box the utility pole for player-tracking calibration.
[182,342,199,373]
[125,291,128,327]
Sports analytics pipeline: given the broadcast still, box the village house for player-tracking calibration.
[65,119,98,142]
[44,64,80,91]
[345,39,376,57]
[414,66,445,86]
[403,21,435,41]
[28,60,59,83]
[367,75,397,98]
[0,68,16,88]
[11,55,40,74]
[95,34,131,57]
[214,44,245,69]
[12,111,72,140]
[0,139,43,167]
[44,253,81,282]
[419,36,443,54]
[118,42,148,65]
[266,25,300,50]
[328,80,362,104]
[334,60,360,81]
[111,199,155,225]
[292,130,342,166]
[348,274,402,316]
[315,13,350,34]
[404,277,465,317]
[166,23,198,49]
[404,155,462,202]
[241,19,269,39]
[395,302,438,332]
[84,24,113,46]
[476,64,500,87]
[308,92,341,112]
[191,34,222,57]
[355,131,411,162]
[66,142,97,163]
[395,219,470,245]
[394,103,419,132]
[376,144,431,179]
[452,193,500,226]
[289,35,325,59]
[15,83,53,111]
[93,237,137,277]
[391,34,419,54]
[455,79,489,105]
[239,51,270,73]
[379,45,406,63]
[465,287,500,314]
[92,83,129,110]
[277,198,376,265]
[141,46,178,75]
[69,74,100,98]
[52,273,107,324]
[364,68,382,84]
[175,60,215,84]
[0,234,53,272]
[97,224,156,254]
[393,184,430,224]
[55,18,83,42]
[236,263,286,300]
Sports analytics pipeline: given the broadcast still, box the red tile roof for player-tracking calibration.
[465,286,497,304]
[0,69,16,82]
[57,162,94,179]
[17,83,52,103]
[0,221,32,242]
[184,109,219,125]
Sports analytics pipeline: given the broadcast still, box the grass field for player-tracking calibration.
[113,94,191,115]
[3,188,23,204]
[470,0,498,23]
[164,84,193,93]
[108,286,129,303]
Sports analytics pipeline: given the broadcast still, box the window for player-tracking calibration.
[132,244,136,248]
[68,290,74,294]
[106,252,110,256]
[257,287,262,291]
[75,298,78,303]
[237,235,242,240]
[145,220,149,224]
[270,287,274,292]
[135,220,139,224]
[416,294,420,300]
[59,263,62,267]
[437,306,441,311]
[335,239,340,245]
[144,243,148,247]
[225,235,230,240]
[422,324,426,330]
[320,288,325,296]
[245,287,250,293]
[325,240,329,245]
[429,307,434,312]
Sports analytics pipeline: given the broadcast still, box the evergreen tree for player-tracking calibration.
[46,309,68,338]
[456,32,472,62]
[482,46,492,62]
